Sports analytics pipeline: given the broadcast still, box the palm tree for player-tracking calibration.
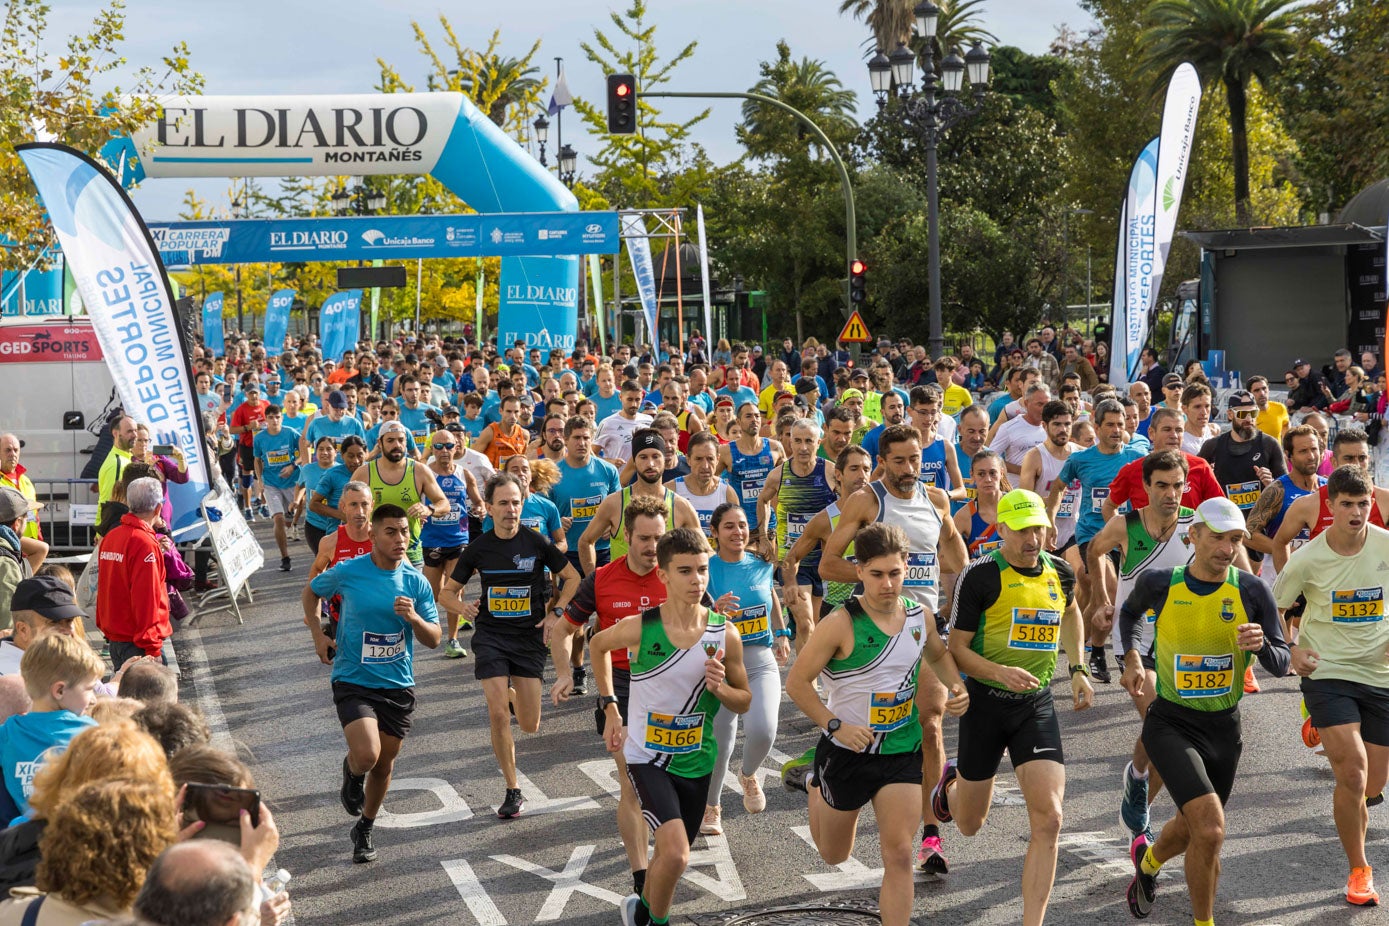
[740,42,859,159]
[1140,0,1309,226]
[838,0,997,63]
[458,52,543,128]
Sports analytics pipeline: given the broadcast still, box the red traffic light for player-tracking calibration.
[850,259,866,275]
[615,83,631,98]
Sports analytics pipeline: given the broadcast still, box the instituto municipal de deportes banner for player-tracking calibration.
[16,142,211,537]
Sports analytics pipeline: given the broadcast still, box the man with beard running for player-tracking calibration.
[1245,424,1324,586]
[420,431,482,660]
[578,430,700,575]
[717,402,785,541]
[1021,401,1081,589]
[1270,428,1389,571]
[303,504,441,863]
[820,424,969,875]
[306,481,375,662]
[351,423,450,570]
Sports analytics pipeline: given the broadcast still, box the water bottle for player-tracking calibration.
[265,868,291,895]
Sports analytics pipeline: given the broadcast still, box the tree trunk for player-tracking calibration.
[1225,76,1253,227]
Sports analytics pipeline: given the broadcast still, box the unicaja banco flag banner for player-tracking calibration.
[262,288,295,354]
[203,292,224,357]
[15,143,210,535]
[621,213,660,343]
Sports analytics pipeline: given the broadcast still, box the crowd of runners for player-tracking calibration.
[181,324,1389,926]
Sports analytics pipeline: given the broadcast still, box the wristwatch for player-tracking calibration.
[598,695,620,709]
[1069,663,1090,677]
[773,628,793,639]
[550,606,565,618]
[826,717,842,738]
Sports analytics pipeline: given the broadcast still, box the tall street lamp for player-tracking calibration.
[230,184,246,334]
[870,0,991,359]
[533,114,550,167]
[332,180,388,339]
[557,143,578,189]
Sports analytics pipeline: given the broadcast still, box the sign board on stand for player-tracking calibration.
[190,468,263,624]
[838,311,873,344]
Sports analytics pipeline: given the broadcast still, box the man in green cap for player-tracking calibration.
[930,488,1093,926]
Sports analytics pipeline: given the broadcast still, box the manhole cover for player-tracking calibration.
[723,905,881,925]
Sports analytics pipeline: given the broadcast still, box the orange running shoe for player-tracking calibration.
[1303,717,1321,748]
[1243,664,1260,694]
[1347,866,1379,906]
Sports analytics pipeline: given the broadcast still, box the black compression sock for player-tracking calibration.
[633,868,646,896]
[356,815,374,833]
[634,896,652,926]
[922,823,939,840]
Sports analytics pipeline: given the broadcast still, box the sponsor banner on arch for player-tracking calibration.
[146,212,619,266]
[497,256,577,354]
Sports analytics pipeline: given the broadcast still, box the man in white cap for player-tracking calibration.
[1116,496,1290,922]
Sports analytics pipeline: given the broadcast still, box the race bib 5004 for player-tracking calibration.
[1331,587,1384,624]
[905,551,938,588]
[488,586,532,617]
[645,711,704,754]
[1008,608,1060,651]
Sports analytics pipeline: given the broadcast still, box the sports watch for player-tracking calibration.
[826,718,842,738]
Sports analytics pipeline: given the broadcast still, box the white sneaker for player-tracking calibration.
[740,772,766,813]
[699,804,722,835]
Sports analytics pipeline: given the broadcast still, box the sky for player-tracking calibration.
[57,0,1094,220]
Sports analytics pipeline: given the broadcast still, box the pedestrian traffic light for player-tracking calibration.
[607,74,637,134]
[849,259,867,304]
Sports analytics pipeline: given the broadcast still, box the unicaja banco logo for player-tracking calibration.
[1162,177,1179,212]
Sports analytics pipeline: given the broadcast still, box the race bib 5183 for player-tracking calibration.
[1008,608,1060,651]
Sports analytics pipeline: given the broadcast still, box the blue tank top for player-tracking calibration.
[919,437,951,490]
[419,470,470,548]
[707,553,777,648]
[1264,473,1324,542]
[951,443,974,517]
[728,438,776,531]
[966,502,1002,556]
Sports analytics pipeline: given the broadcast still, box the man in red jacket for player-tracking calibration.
[1104,407,1222,517]
[96,477,171,666]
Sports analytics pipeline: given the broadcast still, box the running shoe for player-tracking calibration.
[740,773,766,813]
[1243,664,1260,694]
[288,523,300,541]
[1302,717,1321,749]
[619,894,641,926]
[340,756,365,816]
[1126,832,1157,917]
[243,507,256,523]
[350,820,377,863]
[930,758,957,824]
[497,788,524,819]
[917,835,948,875]
[1089,647,1111,684]
[443,637,466,658]
[1369,793,1385,808]
[571,666,587,696]
[1120,761,1150,839]
[781,747,815,793]
[1347,866,1380,906]
[460,619,474,631]
[700,804,723,835]
[280,556,291,572]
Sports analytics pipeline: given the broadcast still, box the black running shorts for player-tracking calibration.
[332,681,416,740]
[812,736,922,812]
[1302,677,1389,747]
[471,626,547,681]
[1142,697,1242,808]
[626,762,710,845]
[956,679,1064,781]
[422,544,464,568]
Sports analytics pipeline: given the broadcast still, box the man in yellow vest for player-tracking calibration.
[97,416,138,509]
[0,435,39,540]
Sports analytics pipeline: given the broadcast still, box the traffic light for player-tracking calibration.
[849,258,867,304]
[607,74,638,134]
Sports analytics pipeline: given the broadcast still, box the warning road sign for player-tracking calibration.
[838,311,872,344]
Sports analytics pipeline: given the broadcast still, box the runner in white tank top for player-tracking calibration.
[672,432,739,541]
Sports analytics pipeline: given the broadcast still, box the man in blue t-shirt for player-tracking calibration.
[305,504,441,864]
[1044,398,1143,682]
[396,376,439,457]
[547,418,622,574]
[252,405,302,572]
[301,391,366,462]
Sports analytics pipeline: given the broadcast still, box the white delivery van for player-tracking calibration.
[0,317,119,542]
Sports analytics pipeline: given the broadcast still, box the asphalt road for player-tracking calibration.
[176,523,1389,926]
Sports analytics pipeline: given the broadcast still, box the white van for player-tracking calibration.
[0,317,118,539]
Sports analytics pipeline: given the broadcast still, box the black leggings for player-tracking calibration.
[304,524,327,556]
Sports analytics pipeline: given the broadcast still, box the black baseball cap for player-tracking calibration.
[794,378,819,395]
[1162,372,1184,388]
[11,575,84,620]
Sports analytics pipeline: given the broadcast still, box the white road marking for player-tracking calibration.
[375,778,474,827]
[441,858,508,926]
[1056,831,1137,875]
[490,771,601,816]
[491,845,625,921]
[684,834,747,901]
[792,825,883,891]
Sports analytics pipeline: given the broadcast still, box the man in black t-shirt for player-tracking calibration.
[439,473,579,820]
[1198,391,1286,524]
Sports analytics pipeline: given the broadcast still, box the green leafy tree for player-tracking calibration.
[0,0,201,272]
[838,0,996,58]
[1139,0,1310,226]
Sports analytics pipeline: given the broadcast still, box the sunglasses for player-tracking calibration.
[433,442,457,450]
[1231,410,1258,420]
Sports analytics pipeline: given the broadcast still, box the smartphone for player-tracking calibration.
[152,444,177,457]
[184,782,261,828]
[222,384,233,399]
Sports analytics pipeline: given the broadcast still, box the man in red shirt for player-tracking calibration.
[1104,406,1222,517]
[96,477,170,666]
[547,494,672,900]
[230,382,269,518]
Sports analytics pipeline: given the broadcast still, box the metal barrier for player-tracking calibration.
[29,478,100,555]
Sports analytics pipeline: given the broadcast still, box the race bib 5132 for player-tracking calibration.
[1331,587,1384,624]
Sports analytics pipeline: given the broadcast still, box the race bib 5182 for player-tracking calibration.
[1174,653,1234,698]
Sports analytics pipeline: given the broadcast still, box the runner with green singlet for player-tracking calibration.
[350,423,449,568]
[590,527,752,926]
[578,430,700,574]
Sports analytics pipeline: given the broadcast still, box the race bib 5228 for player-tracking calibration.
[868,687,915,733]
[1331,587,1384,623]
